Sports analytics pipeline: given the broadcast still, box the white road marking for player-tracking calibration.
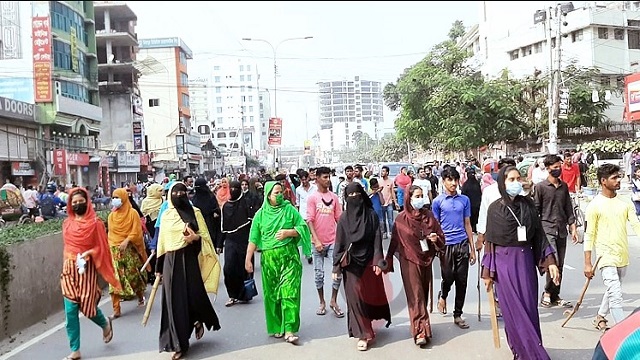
[564,264,576,270]
[0,297,111,360]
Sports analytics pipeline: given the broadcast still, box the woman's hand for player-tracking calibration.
[331,272,340,281]
[484,278,493,292]
[275,229,290,241]
[373,266,382,276]
[428,232,438,242]
[183,226,199,244]
[245,259,254,273]
[548,264,561,285]
[80,249,94,260]
[118,239,130,252]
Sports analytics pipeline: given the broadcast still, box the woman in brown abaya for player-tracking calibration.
[386,185,445,346]
[332,182,391,351]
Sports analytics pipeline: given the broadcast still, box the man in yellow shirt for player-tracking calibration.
[584,164,640,331]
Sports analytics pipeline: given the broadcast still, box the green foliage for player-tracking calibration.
[371,134,408,162]
[246,156,261,169]
[385,21,614,153]
[578,139,640,154]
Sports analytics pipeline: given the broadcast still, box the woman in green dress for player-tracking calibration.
[245,181,311,345]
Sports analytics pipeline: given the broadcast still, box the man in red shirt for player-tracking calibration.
[560,152,581,193]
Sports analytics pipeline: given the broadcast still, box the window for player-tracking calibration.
[214,76,221,83]
[217,107,223,113]
[246,65,251,71]
[53,40,71,71]
[180,72,188,86]
[248,95,253,102]
[630,30,640,49]
[59,80,89,103]
[598,27,608,39]
[239,65,244,71]
[240,75,245,81]
[51,2,87,46]
[247,75,252,81]
[216,96,222,103]
[181,94,189,108]
[215,86,221,93]
[149,99,160,107]
[179,51,188,64]
[615,28,625,40]
[571,29,583,42]
[509,50,519,60]
[250,116,254,122]
[213,65,220,70]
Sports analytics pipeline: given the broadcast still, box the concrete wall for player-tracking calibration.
[0,232,64,340]
[100,93,134,151]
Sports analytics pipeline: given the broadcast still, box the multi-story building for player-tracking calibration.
[204,59,262,156]
[0,1,102,187]
[189,77,211,144]
[258,89,272,153]
[94,1,149,187]
[138,37,201,176]
[461,1,640,125]
[317,76,384,157]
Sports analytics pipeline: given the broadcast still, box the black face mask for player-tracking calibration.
[72,202,88,216]
[550,169,562,178]
[230,186,242,200]
[171,195,190,209]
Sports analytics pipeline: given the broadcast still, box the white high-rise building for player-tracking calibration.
[189,77,211,144]
[318,76,384,156]
[207,59,262,156]
[258,89,272,152]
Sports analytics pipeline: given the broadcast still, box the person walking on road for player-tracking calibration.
[156,182,221,360]
[306,166,344,318]
[386,185,445,346]
[245,181,312,345]
[482,165,560,360]
[332,182,391,351]
[431,168,476,329]
[61,188,120,360]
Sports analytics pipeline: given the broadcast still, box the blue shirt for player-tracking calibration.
[370,193,383,221]
[432,193,471,245]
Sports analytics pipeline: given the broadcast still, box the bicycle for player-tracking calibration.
[571,193,586,228]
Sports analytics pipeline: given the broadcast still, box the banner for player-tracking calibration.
[32,13,52,102]
[268,117,282,146]
[53,149,67,176]
[70,27,78,72]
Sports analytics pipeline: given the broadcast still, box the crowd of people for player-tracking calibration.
[56,156,639,360]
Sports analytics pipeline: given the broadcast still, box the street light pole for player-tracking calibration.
[242,36,313,171]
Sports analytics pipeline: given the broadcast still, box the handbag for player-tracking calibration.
[339,243,353,268]
[243,278,259,301]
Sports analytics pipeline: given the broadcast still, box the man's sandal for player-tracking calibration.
[593,317,610,332]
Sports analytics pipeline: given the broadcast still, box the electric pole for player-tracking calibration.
[547,5,559,155]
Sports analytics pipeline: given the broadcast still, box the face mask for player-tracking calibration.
[171,195,190,209]
[273,193,284,205]
[111,198,122,209]
[506,181,523,197]
[230,187,242,200]
[72,202,88,216]
[550,169,562,178]
[411,198,426,211]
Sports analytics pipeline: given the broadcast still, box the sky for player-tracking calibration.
[127,1,564,147]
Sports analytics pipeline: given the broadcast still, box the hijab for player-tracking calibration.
[391,185,445,267]
[192,178,218,217]
[216,178,231,207]
[140,183,163,221]
[343,182,376,241]
[481,173,495,192]
[461,170,482,207]
[107,188,143,247]
[222,181,252,233]
[63,188,120,290]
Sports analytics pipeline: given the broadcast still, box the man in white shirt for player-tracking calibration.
[412,167,433,204]
[23,185,39,218]
[532,158,548,185]
[296,170,316,265]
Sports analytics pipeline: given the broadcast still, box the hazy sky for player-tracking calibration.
[127,2,525,146]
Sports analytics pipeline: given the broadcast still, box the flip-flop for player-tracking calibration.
[330,305,345,318]
[454,317,470,329]
[103,317,113,344]
[63,356,81,360]
[540,293,552,308]
[437,296,447,315]
[225,298,239,307]
[194,321,204,340]
[273,333,284,338]
[316,305,326,316]
[555,299,573,308]
[284,334,299,345]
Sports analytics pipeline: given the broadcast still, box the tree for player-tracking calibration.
[371,134,408,162]
[246,155,261,168]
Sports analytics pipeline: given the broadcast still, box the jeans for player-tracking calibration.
[313,243,341,290]
[440,241,470,318]
[381,204,394,234]
[598,266,627,324]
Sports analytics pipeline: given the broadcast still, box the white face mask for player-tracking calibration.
[111,198,123,209]
[411,197,426,210]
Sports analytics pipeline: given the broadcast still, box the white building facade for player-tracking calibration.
[318,76,384,158]
[462,1,640,123]
[189,77,210,144]
[258,89,272,153]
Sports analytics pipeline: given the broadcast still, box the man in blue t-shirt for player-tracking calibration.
[431,167,476,330]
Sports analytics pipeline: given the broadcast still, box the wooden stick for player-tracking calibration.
[561,256,602,328]
[428,265,434,313]
[140,252,155,273]
[487,284,500,349]
[477,250,482,322]
[141,276,161,327]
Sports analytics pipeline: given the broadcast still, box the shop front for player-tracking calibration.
[51,149,90,187]
[0,96,38,187]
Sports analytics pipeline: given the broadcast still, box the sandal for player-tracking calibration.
[415,335,428,346]
[540,293,552,308]
[63,355,81,360]
[137,297,146,307]
[171,352,182,360]
[316,304,326,316]
[357,339,369,351]
[593,316,609,332]
[437,293,447,315]
[103,317,113,343]
[454,317,470,329]
[225,298,239,307]
[194,321,204,340]
[273,333,284,338]
[284,333,299,345]
[555,299,573,308]
[329,304,345,318]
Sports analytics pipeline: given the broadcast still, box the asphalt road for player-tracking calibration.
[1,197,639,359]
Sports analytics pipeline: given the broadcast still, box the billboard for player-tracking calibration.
[0,1,33,102]
[32,1,52,103]
[268,117,282,146]
[0,2,23,59]
[624,73,640,122]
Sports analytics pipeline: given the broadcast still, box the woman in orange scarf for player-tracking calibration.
[216,178,231,207]
[108,188,148,318]
[61,188,121,360]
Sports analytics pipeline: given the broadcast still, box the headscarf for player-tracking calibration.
[107,188,147,266]
[485,166,551,275]
[63,188,120,290]
[481,173,495,192]
[192,178,219,218]
[216,178,231,207]
[222,181,252,233]
[248,181,311,256]
[388,185,445,268]
[461,170,482,208]
[141,183,163,221]
[157,182,221,293]
[343,182,375,240]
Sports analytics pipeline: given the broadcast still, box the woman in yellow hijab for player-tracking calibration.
[107,188,148,318]
[157,182,220,360]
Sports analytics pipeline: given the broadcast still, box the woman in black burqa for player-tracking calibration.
[221,180,256,306]
[191,178,223,252]
[332,182,391,351]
